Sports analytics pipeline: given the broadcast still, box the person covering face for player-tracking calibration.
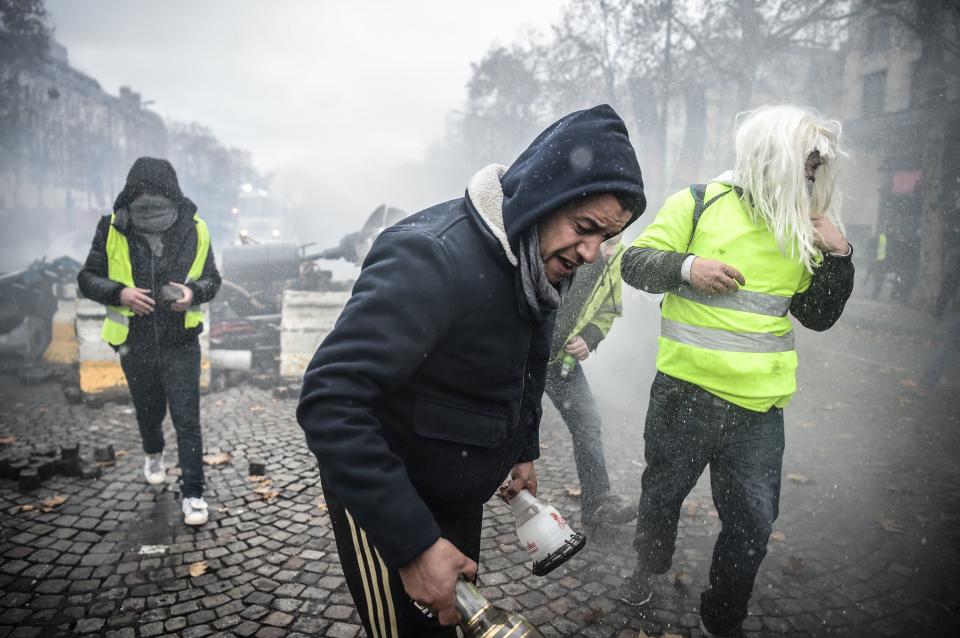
[617,105,854,636]
[297,104,645,636]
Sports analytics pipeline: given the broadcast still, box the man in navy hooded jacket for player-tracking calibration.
[297,105,646,636]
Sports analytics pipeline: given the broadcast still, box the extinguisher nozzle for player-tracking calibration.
[530,531,587,576]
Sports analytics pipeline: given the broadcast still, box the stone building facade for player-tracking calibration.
[0,41,168,269]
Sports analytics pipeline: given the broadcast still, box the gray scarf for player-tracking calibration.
[126,194,178,257]
[466,164,567,323]
[517,223,568,322]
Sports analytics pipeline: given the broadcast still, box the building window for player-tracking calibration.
[862,70,887,116]
[865,15,891,52]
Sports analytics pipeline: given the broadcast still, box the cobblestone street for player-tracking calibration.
[1,293,958,637]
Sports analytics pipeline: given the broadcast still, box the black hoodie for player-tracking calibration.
[297,105,645,568]
[77,157,221,349]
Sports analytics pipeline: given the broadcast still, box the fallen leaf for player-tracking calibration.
[189,560,208,577]
[582,607,603,623]
[0,435,16,445]
[673,570,691,586]
[316,498,328,511]
[39,495,68,512]
[786,473,810,484]
[115,450,128,458]
[879,519,906,534]
[770,531,787,542]
[139,545,168,555]
[18,504,34,512]
[663,634,684,638]
[539,443,549,449]
[564,486,582,498]
[249,405,265,413]
[253,488,280,502]
[202,451,233,466]
[217,506,230,514]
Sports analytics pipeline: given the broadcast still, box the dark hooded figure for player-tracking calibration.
[78,157,221,526]
[297,104,645,636]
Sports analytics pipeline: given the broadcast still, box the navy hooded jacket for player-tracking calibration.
[296,105,645,568]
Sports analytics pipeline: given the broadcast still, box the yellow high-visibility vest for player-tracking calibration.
[553,244,625,362]
[632,182,814,412]
[877,232,887,261]
[101,213,210,346]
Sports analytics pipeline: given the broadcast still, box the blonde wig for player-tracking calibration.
[732,105,844,272]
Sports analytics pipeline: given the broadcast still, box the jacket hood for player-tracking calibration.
[113,157,187,212]
[499,104,646,251]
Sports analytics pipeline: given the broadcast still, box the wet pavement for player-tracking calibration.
[1,290,958,637]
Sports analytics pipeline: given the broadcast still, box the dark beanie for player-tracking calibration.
[500,104,646,251]
[113,157,186,211]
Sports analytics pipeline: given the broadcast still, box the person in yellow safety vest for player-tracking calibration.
[544,234,637,526]
[866,228,892,299]
[616,106,854,637]
[77,157,221,527]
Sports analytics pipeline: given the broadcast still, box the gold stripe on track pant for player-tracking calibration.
[346,510,399,638]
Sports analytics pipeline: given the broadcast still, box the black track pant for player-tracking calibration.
[323,481,483,638]
[120,339,204,498]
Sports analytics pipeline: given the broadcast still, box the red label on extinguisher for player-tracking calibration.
[551,512,567,528]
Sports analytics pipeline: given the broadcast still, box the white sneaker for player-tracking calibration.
[182,497,209,526]
[144,453,165,485]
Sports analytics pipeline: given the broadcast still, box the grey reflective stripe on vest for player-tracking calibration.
[106,308,129,326]
[661,317,795,353]
[671,286,792,317]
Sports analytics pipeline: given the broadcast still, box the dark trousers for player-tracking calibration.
[634,372,784,632]
[120,339,204,498]
[324,482,483,638]
[544,361,611,510]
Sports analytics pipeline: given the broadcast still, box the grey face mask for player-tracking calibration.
[123,194,178,257]
[129,194,178,234]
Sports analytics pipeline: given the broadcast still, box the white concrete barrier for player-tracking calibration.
[44,283,79,364]
[280,290,350,379]
[76,297,126,397]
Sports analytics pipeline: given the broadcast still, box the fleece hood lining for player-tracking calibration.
[466,164,518,266]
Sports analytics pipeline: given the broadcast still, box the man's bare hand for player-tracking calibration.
[168,282,194,312]
[689,258,745,295]
[398,538,477,626]
[119,287,155,315]
[564,336,590,361]
[811,217,849,255]
[497,461,538,501]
